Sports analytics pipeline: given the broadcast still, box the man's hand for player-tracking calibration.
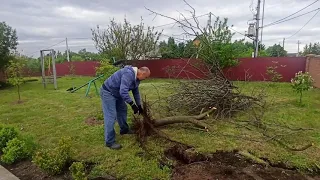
[129,102,139,114]
[138,105,143,115]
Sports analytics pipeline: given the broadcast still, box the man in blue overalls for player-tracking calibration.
[100,65,150,149]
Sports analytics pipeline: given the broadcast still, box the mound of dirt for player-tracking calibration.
[165,145,320,180]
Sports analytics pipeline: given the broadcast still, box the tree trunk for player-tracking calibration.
[18,84,21,102]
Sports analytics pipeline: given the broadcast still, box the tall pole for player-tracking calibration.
[283,38,285,49]
[208,12,212,34]
[260,0,266,47]
[66,37,70,62]
[254,0,262,58]
[297,40,301,57]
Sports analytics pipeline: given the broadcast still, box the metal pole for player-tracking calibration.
[51,50,58,90]
[260,0,266,47]
[297,40,301,57]
[66,38,70,62]
[208,12,212,34]
[40,50,46,89]
[254,0,262,58]
[283,38,285,49]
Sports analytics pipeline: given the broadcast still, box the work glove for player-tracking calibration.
[138,105,143,115]
[129,102,139,114]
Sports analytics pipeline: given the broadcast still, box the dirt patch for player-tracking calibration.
[165,145,320,180]
[85,117,103,126]
[1,160,71,180]
[1,160,116,180]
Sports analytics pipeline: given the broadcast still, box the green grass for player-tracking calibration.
[1,77,320,179]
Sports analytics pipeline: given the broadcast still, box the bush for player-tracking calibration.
[1,138,29,164]
[95,59,119,84]
[32,136,73,175]
[0,126,18,150]
[291,71,314,105]
[266,66,282,82]
[69,162,88,180]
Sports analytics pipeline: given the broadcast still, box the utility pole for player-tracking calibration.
[66,37,70,62]
[260,0,266,47]
[297,40,301,57]
[208,12,212,34]
[254,0,262,58]
[282,38,285,49]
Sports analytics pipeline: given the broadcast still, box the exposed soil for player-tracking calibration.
[85,117,103,126]
[165,144,320,180]
[11,100,24,105]
[1,160,71,180]
[1,160,116,180]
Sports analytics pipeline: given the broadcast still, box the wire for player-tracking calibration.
[263,7,320,28]
[263,0,319,27]
[286,9,320,39]
[27,40,66,57]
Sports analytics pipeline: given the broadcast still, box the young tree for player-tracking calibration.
[91,18,162,60]
[6,59,25,102]
[291,71,314,105]
[0,22,18,72]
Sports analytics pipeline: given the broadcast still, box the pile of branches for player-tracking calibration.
[167,68,265,119]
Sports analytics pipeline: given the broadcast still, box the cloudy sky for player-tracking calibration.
[1,0,319,58]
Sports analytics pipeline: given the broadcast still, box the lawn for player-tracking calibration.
[0,76,320,179]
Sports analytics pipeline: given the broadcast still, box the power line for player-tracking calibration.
[286,9,320,39]
[263,7,320,28]
[27,40,66,57]
[263,0,319,28]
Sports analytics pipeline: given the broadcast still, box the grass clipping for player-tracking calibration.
[132,97,216,146]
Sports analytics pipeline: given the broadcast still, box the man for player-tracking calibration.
[100,65,150,150]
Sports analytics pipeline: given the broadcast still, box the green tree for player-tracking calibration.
[195,16,239,68]
[302,42,320,55]
[91,18,162,60]
[159,37,181,58]
[6,59,25,102]
[266,44,287,57]
[0,22,18,72]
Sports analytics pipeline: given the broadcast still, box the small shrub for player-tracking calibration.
[291,71,314,105]
[0,126,18,150]
[1,138,29,164]
[32,136,73,175]
[69,162,88,180]
[266,66,282,82]
[95,59,119,84]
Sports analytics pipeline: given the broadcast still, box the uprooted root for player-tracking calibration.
[132,97,215,146]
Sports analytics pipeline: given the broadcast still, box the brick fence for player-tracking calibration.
[305,55,320,88]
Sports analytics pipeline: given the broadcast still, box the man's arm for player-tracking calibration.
[119,73,134,104]
[132,87,141,106]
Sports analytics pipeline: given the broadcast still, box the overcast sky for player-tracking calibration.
[1,0,319,58]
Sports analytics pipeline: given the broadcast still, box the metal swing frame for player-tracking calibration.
[40,49,57,90]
